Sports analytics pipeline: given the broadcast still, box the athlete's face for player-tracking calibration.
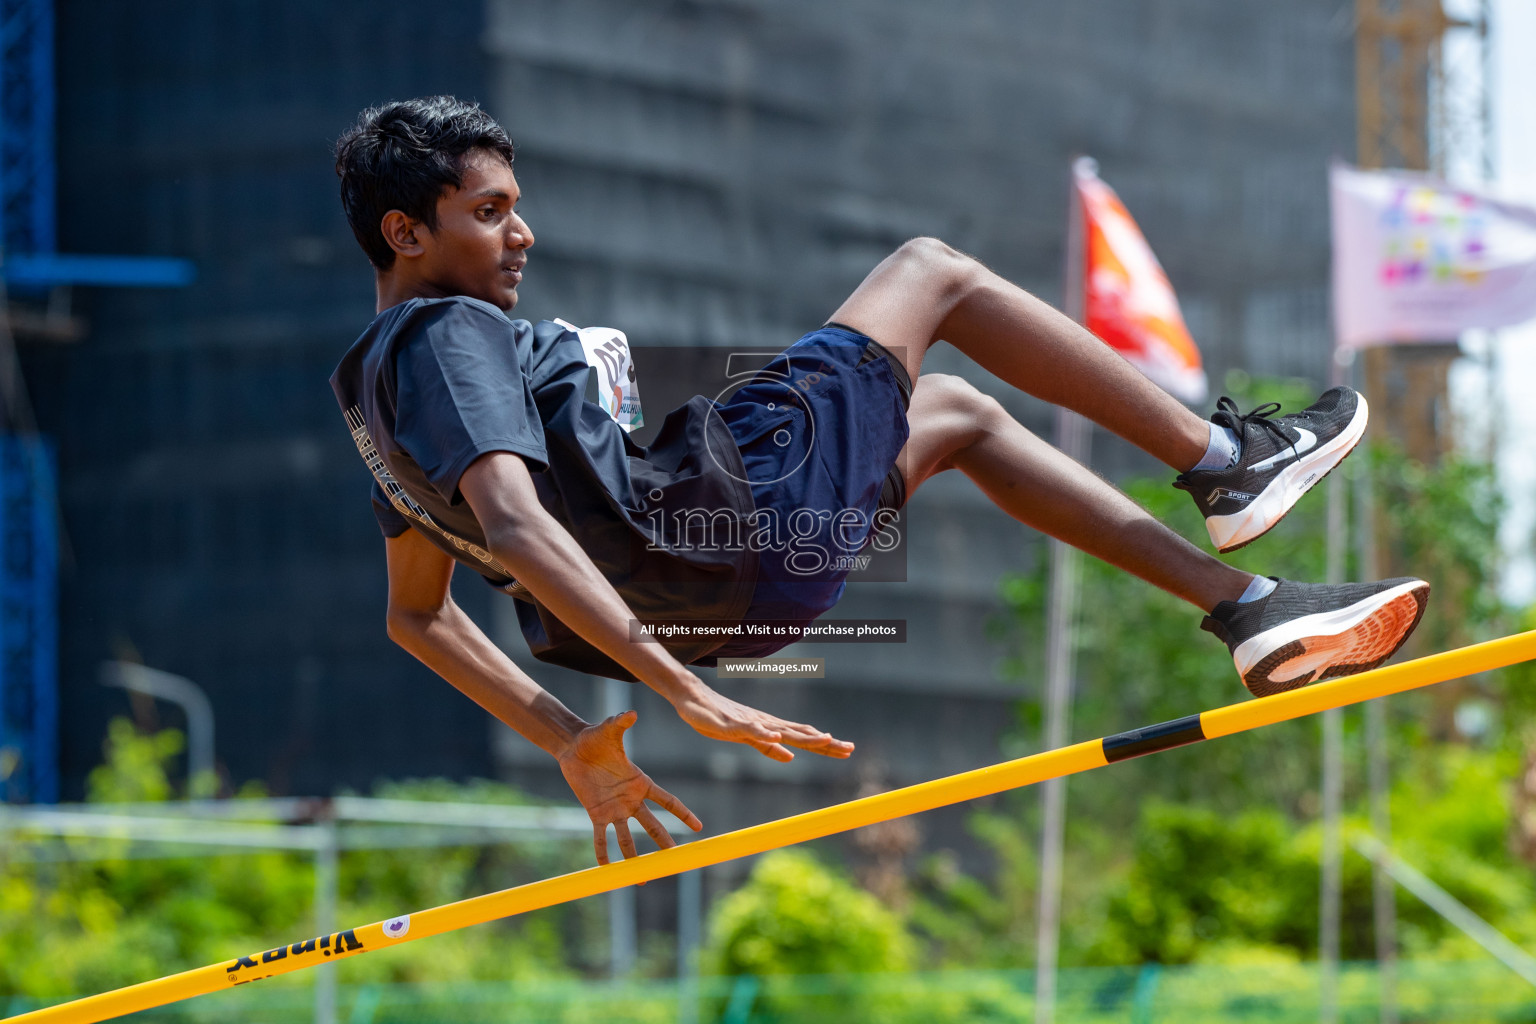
[413,149,534,311]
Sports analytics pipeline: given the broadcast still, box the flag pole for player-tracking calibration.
[1034,156,1092,1024]
[1319,344,1353,1024]
[1361,466,1399,1024]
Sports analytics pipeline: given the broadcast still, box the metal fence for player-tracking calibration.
[7,961,1535,1024]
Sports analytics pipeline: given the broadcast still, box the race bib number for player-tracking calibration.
[554,318,644,432]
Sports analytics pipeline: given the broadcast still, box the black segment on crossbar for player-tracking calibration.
[1102,714,1206,763]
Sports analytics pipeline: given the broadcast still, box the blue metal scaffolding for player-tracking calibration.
[0,0,192,803]
[0,435,56,802]
[0,0,56,804]
[0,0,54,258]
[0,0,193,287]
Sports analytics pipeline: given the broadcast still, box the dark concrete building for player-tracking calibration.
[29,0,1352,878]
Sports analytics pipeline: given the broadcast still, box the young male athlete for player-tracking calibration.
[330,97,1429,863]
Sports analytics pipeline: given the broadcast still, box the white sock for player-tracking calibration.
[1191,422,1240,472]
[1237,575,1277,603]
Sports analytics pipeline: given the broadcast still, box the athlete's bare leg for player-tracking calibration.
[830,237,1212,472]
[896,373,1252,611]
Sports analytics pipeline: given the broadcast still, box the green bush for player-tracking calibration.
[706,849,912,977]
[703,854,1037,1021]
[1091,803,1312,965]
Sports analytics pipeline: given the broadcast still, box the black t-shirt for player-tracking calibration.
[330,296,759,678]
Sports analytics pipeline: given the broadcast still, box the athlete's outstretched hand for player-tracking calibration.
[671,683,855,762]
[557,711,702,864]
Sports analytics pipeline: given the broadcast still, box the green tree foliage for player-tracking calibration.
[1091,802,1315,964]
[703,849,1034,1022]
[906,813,1038,969]
[1370,441,1505,655]
[705,849,912,978]
[85,718,185,803]
[1092,744,1536,966]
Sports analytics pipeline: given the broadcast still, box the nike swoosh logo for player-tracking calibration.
[1249,427,1318,473]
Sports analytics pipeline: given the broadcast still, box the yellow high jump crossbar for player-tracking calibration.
[8,629,1536,1024]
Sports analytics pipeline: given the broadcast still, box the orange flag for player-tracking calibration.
[1075,157,1207,403]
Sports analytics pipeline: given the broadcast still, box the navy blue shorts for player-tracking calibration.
[713,324,911,655]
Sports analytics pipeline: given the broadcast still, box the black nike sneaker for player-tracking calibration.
[1175,388,1368,552]
[1202,577,1430,697]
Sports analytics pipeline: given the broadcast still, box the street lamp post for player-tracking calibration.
[99,662,216,785]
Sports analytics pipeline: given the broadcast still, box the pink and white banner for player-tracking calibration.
[1330,162,1536,349]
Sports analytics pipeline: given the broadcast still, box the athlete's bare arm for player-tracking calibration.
[384,525,700,858]
[450,449,854,762]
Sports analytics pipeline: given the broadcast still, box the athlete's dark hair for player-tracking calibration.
[334,96,516,269]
